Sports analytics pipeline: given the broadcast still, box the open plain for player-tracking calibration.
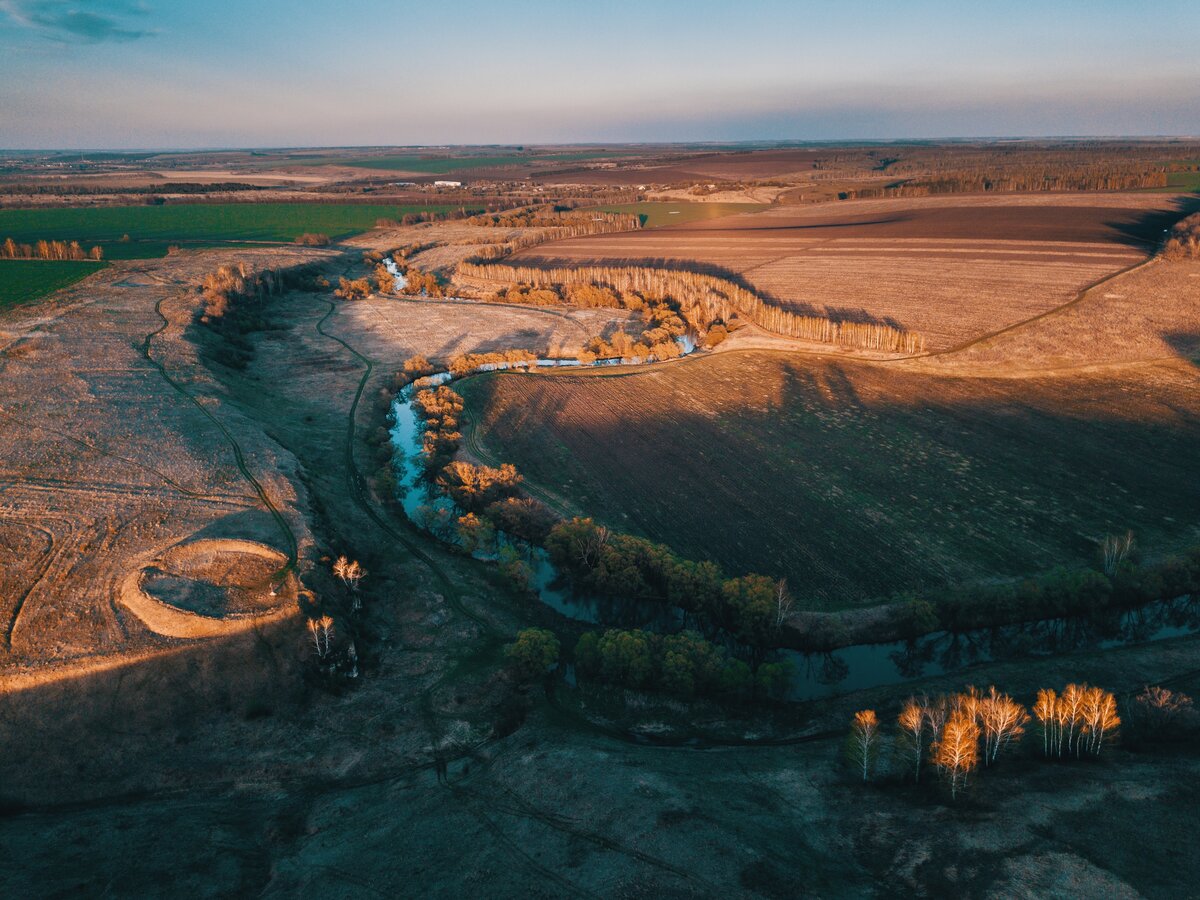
[1,139,1199,898]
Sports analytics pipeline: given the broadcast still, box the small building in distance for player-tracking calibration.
[433,180,462,188]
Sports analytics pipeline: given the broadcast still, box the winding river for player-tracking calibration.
[387,298,1198,701]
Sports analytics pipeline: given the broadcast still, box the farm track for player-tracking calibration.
[917,255,1159,361]
[140,294,298,573]
[1,517,58,647]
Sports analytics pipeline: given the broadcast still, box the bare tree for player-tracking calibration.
[774,579,794,630]
[1101,531,1135,575]
[333,556,367,610]
[896,696,929,782]
[977,686,1029,765]
[844,709,881,782]
[307,615,335,659]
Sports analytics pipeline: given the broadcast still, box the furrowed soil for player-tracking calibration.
[458,350,1200,605]
[516,194,1193,350]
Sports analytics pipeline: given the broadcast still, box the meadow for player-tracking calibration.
[0,203,455,259]
[0,260,105,307]
[458,351,1200,607]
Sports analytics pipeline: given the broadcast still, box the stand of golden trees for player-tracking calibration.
[2,237,102,261]
[1162,213,1200,260]
[460,260,925,353]
[847,683,1119,799]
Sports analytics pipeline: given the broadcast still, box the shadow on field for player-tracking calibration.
[464,352,1200,605]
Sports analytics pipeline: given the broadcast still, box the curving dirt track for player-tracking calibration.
[118,539,296,639]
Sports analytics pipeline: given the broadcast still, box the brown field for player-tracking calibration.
[532,148,832,185]
[515,194,1192,349]
[458,349,1200,605]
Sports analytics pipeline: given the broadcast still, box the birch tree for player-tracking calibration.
[844,709,881,782]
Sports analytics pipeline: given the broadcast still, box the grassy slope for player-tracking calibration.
[0,203,454,259]
[0,260,104,307]
[458,351,1200,608]
[597,201,766,228]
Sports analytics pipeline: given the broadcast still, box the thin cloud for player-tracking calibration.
[0,1,153,43]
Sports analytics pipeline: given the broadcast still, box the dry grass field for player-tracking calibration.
[516,194,1191,350]
[0,249,319,675]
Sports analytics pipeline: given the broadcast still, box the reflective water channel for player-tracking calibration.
[388,317,1198,701]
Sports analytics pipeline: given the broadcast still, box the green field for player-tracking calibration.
[296,151,638,173]
[1167,171,1200,191]
[0,203,455,259]
[597,201,766,228]
[0,261,105,308]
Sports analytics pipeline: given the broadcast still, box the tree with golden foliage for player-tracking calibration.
[977,686,1029,766]
[307,614,335,659]
[1033,684,1119,758]
[374,262,395,294]
[335,276,372,301]
[844,709,881,782]
[896,696,929,782]
[1081,686,1120,756]
[933,713,979,799]
[332,556,366,610]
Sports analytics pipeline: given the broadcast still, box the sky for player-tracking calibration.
[0,0,1197,149]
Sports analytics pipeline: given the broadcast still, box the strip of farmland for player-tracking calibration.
[514,195,1187,350]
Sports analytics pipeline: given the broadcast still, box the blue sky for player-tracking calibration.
[0,0,1196,148]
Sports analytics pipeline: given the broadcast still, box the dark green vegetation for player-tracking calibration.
[0,203,454,259]
[596,201,766,228]
[0,260,104,307]
[458,352,1200,608]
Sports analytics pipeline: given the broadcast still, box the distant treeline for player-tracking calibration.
[2,237,102,261]
[841,170,1168,199]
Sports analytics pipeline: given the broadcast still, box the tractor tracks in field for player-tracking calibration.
[140,294,298,573]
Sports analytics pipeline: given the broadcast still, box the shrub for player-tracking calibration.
[505,628,560,680]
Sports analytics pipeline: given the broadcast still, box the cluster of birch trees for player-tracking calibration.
[846,683,1120,799]
[459,259,925,354]
[2,237,103,261]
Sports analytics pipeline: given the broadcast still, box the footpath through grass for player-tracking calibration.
[0,261,105,308]
[0,203,456,259]
[597,201,766,228]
